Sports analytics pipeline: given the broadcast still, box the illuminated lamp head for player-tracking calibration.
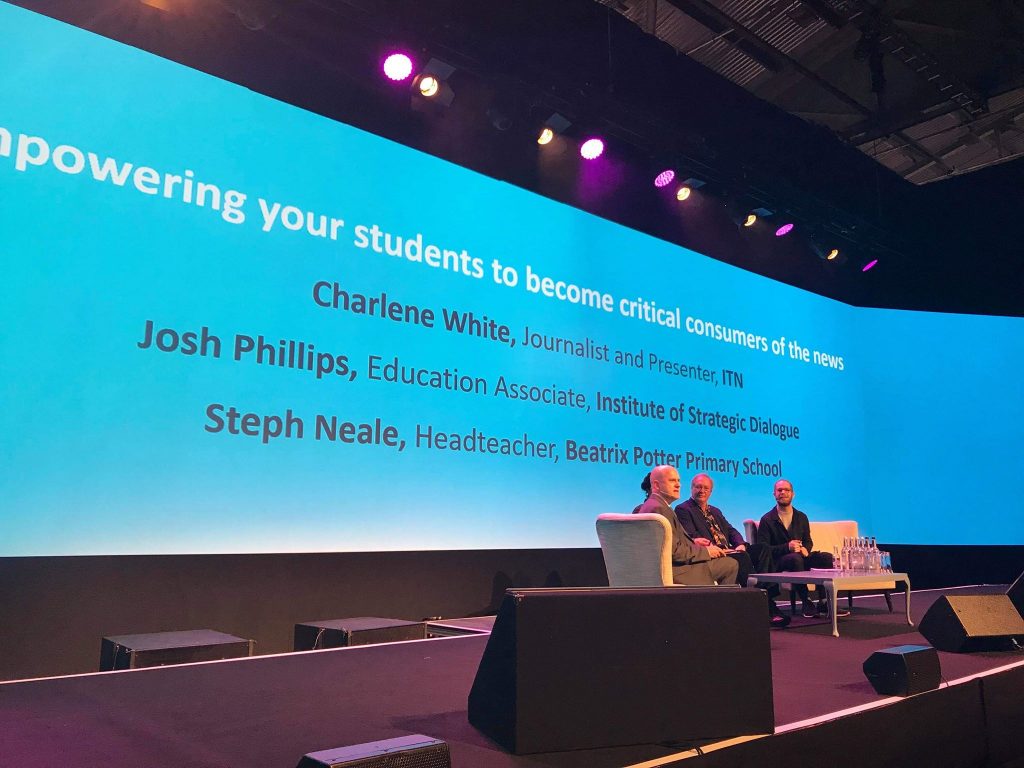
[580,138,605,160]
[418,75,440,97]
[382,53,413,82]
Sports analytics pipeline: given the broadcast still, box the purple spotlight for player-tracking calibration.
[580,138,605,160]
[654,169,675,188]
[862,259,879,272]
[383,53,413,82]
[774,223,794,237]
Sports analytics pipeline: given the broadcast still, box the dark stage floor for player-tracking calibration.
[1,586,1021,768]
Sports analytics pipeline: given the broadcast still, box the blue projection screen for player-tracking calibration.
[1,4,1020,554]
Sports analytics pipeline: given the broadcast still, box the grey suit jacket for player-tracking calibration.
[633,495,739,586]
[633,494,711,565]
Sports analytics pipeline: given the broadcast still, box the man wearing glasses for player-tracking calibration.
[676,473,789,628]
[757,479,837,617]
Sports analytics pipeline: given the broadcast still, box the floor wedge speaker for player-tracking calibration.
[99,630,253,671]
[293,617,425,650]
[467,586,773,754]
[919,594,1024,653]
[863,645,940,696]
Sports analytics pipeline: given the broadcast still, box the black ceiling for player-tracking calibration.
[601,0,1024,184]
[9,0,1024,316]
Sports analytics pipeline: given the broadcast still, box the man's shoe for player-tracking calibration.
[801,599,817,618]
[769,604,791,629]
[818,600,850,618]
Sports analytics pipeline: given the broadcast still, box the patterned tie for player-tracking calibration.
[701,507,729,548]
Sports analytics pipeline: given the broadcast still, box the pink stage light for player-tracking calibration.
[775,223,794,237]
[383,53,413,82]
[580,138,605,160]
[862,259,878,272]
[654,169,675,188]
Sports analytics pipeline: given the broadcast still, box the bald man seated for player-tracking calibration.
[633,465,739,587]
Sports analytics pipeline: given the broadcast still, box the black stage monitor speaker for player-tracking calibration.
[1007,571,1024,617]
[919,594,1024,653]
[294,618,425,651]
[863,645,940,696]
[467,586,773,754]
[99,629,254,671]
[297,735,449,768]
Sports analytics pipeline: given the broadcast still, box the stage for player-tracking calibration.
[2,586,1021,768]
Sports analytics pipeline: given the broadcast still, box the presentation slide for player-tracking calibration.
[1,3,1020,554]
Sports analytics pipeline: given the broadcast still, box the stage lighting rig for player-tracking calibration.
[412,58,455,108]
[730,204,773,230]
[731,209,759,228]
[653,169,675,188]
[675,176,706,201]
[811,240,842,262]
[580,137,605,160]
[382,52,414,82]
[537,112,572,145]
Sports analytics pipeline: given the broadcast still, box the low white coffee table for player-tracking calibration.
[750,570,912,637]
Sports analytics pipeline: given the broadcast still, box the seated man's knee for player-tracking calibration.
[807,551,833,569]
[674,563,717,586]
[779,553,806,571]
[733,552,754,572]
[718,556,740,583]
[748,543,773,571]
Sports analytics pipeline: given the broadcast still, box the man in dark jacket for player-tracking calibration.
[757,478,835,617]
[677,473,788,627]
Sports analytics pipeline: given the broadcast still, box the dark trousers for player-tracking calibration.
[729,543,780,601]
[775,551,834,600]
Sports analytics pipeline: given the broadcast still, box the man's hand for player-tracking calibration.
[694,537,713,547]
[788,539,802,553]
[706,545,727,558]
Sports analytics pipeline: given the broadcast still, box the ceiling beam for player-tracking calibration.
[792,0,847,30]
[664,0,874,116]
[662,0,785,73]
[832,0,988,118]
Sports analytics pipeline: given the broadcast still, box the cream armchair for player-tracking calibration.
[595,513,675,586]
